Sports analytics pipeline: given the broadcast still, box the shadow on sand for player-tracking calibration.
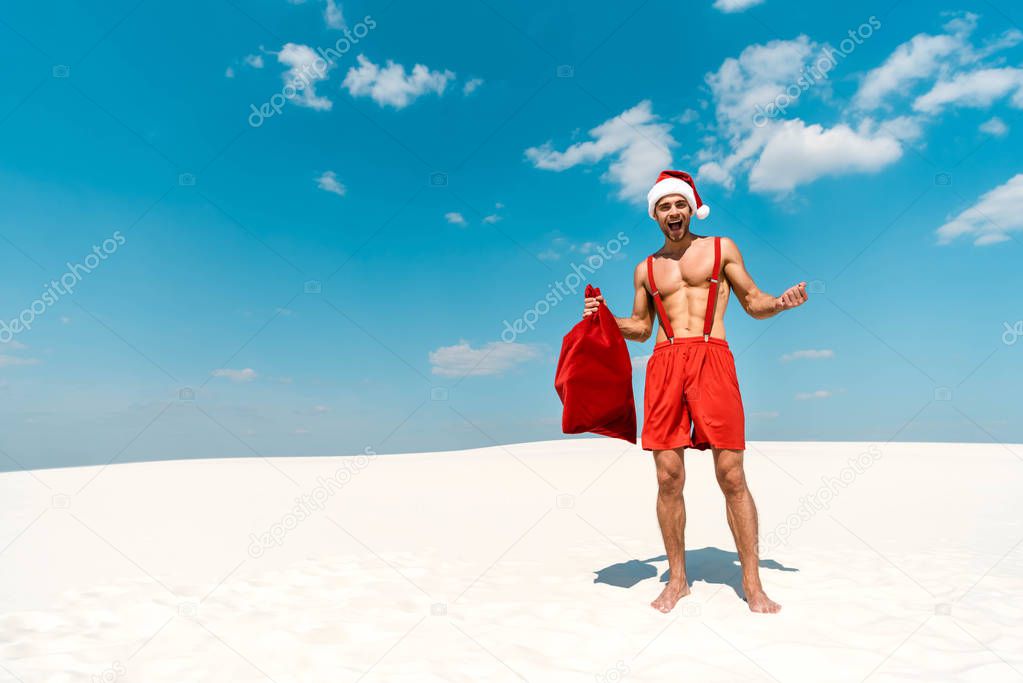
[593,546,798,600]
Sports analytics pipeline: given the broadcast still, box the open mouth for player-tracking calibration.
[667,220,683,231]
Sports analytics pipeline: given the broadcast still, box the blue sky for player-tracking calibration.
[1,0,1021,470]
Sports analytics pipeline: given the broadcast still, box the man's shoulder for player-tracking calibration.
[695,233,735,244]
[631,257,650,287]
[703,234,739,256]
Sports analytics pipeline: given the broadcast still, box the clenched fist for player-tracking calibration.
[777,282,808,310]
[583,294,604,319]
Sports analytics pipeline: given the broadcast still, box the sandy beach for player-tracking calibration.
[1,438,1021,681]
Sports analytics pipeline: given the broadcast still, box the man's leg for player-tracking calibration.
[712,448,781,613]
[650,447,692,613]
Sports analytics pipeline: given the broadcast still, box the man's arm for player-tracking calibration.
[582,261,655,342]
[721,237,808,320]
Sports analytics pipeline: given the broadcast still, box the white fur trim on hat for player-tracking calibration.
[647,178,709,220]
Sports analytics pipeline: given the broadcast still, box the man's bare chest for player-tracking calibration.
[649,247,718,298]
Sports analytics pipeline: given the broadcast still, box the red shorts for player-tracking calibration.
[642,336,746,451]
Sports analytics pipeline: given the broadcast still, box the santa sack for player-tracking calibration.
[554,284,637,444]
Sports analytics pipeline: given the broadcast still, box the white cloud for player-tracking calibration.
[696,36,826,189]
[690,15,1016,196]
[294,404,329,416]
[525,99,675,202]
[707,112,908,193]
[211,368,258,382]
[227,53,265,79]
[0,340,35,367]
[632,354,651,371]
[942,11,979,37]
[974,28,1023,59]
[0,354,39,368]
[980,116,1008,136]
[316,171,346,196]
[535,234,628,263]
[697,124,786,191]
[706,35,819,138]
[429,341,541,377]
[463,77,484,95]
[445,211,466,225]
[482,202,504,224]
[877,114,926,142]
[853,33,962,110]
[288,0,344,28]
[713,0,765,12]
[795,389,832,400]
[936,173,1023,246]
[677,108,700,124]
[324,0,344,29]
[748,119,902,194]
[278,42,334,110]
[913,67,1023,114]
[854,13,1023,111]
[696,160,734,189]
[342,54,455,109]
[781,349,834,362]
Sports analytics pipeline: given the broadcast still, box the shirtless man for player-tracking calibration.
[583,170,807,614]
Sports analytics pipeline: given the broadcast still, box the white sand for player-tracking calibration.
[1,438,1021,682]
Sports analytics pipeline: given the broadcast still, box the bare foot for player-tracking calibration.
[650,581,691,613]
[745,589,781,613]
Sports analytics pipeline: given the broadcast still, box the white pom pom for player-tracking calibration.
[696,204,710,220]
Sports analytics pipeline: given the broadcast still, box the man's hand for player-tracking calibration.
[583,294,604,319]
[776,282,808,311]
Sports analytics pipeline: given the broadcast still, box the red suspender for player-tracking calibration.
[646,255,675,342]
[648,236,722,344]
[703,236,722,342]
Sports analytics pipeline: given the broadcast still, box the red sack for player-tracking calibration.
[554,284,637,444]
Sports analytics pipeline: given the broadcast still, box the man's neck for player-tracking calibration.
[659,230,697,257]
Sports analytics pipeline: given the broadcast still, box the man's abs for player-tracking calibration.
[654,285,729,342]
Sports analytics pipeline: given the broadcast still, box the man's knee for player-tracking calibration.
[656,467,684,495]
[715,465,746,496]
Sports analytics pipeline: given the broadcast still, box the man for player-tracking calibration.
[583,170,807,614]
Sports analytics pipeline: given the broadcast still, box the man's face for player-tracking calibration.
[654,194,692,241]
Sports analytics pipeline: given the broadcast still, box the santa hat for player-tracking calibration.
[647,170,709,220]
